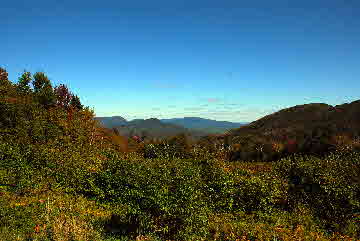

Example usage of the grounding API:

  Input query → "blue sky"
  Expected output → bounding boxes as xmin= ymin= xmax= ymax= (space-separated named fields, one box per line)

xmin=2 ymin=0 xmax=359 ymax=122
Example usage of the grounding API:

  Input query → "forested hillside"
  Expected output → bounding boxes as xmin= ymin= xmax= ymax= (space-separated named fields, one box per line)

xmin=95 ymin=116 xmax=128 ymax=129
xmin=108 ymin=118 xmax=207 ymax=141
xmin=0 ymin=68 xmax=359 ymax=240
xmin=212 ymin=101 xmax=360 ymax=163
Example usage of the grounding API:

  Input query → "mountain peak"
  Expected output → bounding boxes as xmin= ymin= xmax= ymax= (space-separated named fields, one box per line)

xmin=229 ymin=99 xmax=360 ymax=136
xmin=110 ymin=116 xmax=128 ymax=121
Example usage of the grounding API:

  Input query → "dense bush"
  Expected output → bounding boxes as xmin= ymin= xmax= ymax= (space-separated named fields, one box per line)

xmin=0 ymin=195 xmax=38 ymax=239
xmin=272 ymin=151 xmax=360 ymax=237
xmin=139 ymin=134 xmax=194 ymax=160
xmin=199 ymin=160 xmax=235 ymax=212
xmin=93 ymin=157 xmax=210 ymax=239
xmin=231 ymin=175 xmax=276 ymax=213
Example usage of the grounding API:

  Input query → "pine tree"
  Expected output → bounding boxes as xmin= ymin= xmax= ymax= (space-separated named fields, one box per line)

xmin=70 ymin=94 xmax=83 ymax=110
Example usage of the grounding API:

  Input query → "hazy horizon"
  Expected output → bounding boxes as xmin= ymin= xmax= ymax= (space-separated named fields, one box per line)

xmin=96 ymin=115 xmax=250 ymax=123
xmin=2 ymin=0 xmax=359 ymax=122
xmin=95 ymin=98 xmax=359 ymax=123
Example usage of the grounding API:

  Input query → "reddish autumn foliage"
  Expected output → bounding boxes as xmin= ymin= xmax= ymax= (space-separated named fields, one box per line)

xmin=54 ymin=84 xmax=73 ymax=108
xmin=0 ymin=67 xmax=9 ymax=83
xmin=286 ymin=139 xmax=297 ymax=153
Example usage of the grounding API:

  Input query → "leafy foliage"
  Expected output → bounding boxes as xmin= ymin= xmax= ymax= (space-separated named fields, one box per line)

xmin=16 ymin=70 xmax=32 ymax=94
xmin=0 ymin=67 xmax=10 ymax=86
xmin=54 ymin=84 xmax=72 ymax=108
xmin=273 ymin=152 xmax=360 ymax=236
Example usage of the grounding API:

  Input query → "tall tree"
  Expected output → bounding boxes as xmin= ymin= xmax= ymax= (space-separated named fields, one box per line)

xmin=70 ymin=94 xmax=83 ymax=110
xmin=32 ymin=72 xmax=52 ymax=93
xmin=54 ymin=84 xmax=72 ymax=108
xmin=38 ymin=85 xmax=56 ymax=108
xmin=0 ymin=67 xmax=13 ymax=96
xmin=0 ymin=67 xmax=11 ymax=87
xmin=17 ymin=70 xmax=32 ymax=93
xmin=32 ymin=72 xmax=56 ymax=107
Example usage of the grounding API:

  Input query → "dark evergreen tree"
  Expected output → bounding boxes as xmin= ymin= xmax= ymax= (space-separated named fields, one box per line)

xmin=70 ymin=94 xmax=83 ymax=110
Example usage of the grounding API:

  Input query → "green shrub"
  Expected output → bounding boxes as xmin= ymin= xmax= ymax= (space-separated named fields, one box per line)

xmin=94 ymin=157 xmax=210 ymax=239
xmin=200 ymin=160 xmax=235 ymax=212
xmin=142 ymin=135 xmax=193 ymax=160
xmin=0 ymin=197 xmax=38 ymax=240
xmin=0 ymin=142 xmax=35 ymax=192
xmin=272 ymin=151 xmax=360 ymax=237
xmin=231 ymin=175 xmax=275 ymax=213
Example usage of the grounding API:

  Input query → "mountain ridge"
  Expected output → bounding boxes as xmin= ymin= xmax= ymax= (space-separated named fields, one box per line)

xmin=95 ymin=116 xmax=248 ymax=136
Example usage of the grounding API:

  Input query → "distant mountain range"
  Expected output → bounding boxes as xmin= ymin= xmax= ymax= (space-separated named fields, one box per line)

xmin=161 ymin=117 xmax=248 ymax=134
xmin=95 ymin=116 xmax=128 ymax=129
xmin=96 ymin=100 xmax=360 ymax=147
xmin=94 ymin=116 xmax=248 ymax=140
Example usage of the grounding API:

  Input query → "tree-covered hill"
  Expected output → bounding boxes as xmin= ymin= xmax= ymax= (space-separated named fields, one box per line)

xmin=229 ymin=101 xmax=360 ymax=137
xmin=94 ymin=116 xmax=128 ymax=129
xmin=213 ymin=101 xmax=360 ymax=162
